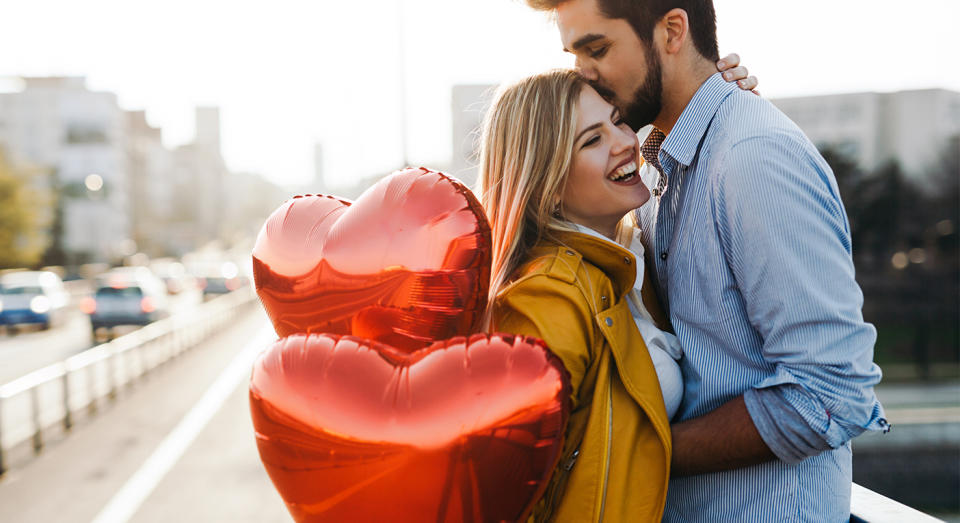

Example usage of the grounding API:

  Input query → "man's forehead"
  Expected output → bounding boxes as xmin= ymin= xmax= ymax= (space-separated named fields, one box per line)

xmin=556 ymin=0 xmax=612 ymax=51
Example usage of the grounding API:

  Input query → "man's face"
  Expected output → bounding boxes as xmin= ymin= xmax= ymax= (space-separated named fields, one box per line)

xmin=557 ymin=0 xmax=664 ymax=130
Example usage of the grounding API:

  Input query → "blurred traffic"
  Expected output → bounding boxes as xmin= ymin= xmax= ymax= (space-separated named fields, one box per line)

xmin=0 ymin=249 xmax=253 ymax=384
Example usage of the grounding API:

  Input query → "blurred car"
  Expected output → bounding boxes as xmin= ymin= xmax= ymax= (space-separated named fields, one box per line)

xmin=0 ymin=271 xmax=71 ymax=331
xmin=196 ymin=262 xmax=250 ymax=299
xmin=81 ymin=267 xmax=170 ymax=336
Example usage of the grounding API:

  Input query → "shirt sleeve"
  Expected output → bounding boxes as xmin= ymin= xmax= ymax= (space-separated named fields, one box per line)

xmin=713 ymin=132 xmax=889 ymax=463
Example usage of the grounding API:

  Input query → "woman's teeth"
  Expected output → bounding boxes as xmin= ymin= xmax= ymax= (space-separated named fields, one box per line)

xmin=609 ymin=161 xmax=638 ymax=182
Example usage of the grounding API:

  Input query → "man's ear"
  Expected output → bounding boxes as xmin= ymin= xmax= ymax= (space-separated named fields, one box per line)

xmin=660 ymin=8 xmax=689 ymax=55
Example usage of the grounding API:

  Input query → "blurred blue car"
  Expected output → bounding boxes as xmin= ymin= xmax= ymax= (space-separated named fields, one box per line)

xmin=0 ymin=271 xmax=70 ymax=331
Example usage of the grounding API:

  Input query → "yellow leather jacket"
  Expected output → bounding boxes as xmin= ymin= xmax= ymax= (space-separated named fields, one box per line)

xmin=492 ymin=230 xmax=671 ymax=522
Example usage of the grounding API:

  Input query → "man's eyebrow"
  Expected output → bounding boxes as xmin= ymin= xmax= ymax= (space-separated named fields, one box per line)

xmin=575 ymin=122 xmax=602 ymax=144
xmin=564 ymin=33 xmax=605 ymax=53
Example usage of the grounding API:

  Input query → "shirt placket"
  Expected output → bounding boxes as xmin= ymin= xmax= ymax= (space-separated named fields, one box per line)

xmin=653 ymin=155 xmax=680 ymax=314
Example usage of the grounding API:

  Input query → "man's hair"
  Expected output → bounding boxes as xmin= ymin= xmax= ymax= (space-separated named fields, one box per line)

xmin=528 ymin=0 xmax=719 ymax=62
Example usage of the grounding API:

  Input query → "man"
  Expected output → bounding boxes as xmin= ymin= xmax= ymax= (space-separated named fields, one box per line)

xmin=525 ymin=0 xmax=888 ymax=520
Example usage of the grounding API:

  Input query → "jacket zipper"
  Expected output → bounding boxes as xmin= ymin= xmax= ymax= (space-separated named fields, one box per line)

xmin=564 ymin=449 xmax=580 ymax=471
xmin=596 ymin=379 xmax=613 ymax=522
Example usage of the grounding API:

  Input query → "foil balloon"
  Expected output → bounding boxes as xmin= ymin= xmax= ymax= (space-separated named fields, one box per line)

xmin=252 ymin=167 xmax=491 ymax=353
xmin=250 ymin=332 xmax=570 ymax=523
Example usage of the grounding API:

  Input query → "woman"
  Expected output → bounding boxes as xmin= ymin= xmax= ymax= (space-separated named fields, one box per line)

xmin=477 ymin=61 xmax=753 ymax=521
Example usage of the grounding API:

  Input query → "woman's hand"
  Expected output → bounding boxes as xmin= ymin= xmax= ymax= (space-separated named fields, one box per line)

xmin=717 ymin=53 xmax=759 ymax=95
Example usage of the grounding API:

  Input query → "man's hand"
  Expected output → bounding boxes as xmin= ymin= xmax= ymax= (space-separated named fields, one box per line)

xmin=670 ymin=395 xmax=775 ymax=477
xmin=717 ymin=53 xmax=759 ymax=94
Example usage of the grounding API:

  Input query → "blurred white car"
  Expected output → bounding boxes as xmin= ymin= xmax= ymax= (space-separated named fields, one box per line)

xmin=0 ymin=271 xmax=71 ymax=331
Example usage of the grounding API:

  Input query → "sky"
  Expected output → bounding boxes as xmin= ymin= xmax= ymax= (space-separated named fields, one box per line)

xmin=1 ymin=0 xmax=958 ymax=190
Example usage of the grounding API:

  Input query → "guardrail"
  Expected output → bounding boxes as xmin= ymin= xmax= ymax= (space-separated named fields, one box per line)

xmin=851 ymin=483 xmax=946 ymax=522
xmin=0 ymin=286 xmax=258 ymax=474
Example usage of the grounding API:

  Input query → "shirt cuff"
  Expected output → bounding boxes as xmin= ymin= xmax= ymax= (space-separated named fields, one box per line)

xmin=744 ymin=387 xmax=834 ymax=464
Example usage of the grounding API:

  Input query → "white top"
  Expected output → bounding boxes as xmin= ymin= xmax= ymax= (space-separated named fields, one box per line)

xmin=573 ymin=224 xmax=684 ymax=420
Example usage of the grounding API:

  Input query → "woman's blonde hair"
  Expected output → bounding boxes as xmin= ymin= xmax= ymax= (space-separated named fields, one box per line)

xmin=477 ymin=69 xmax=585 ymax=323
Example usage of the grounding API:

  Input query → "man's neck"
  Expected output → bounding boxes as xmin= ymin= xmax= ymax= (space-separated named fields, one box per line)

xmin=652 ymin=59 xmax=717 ymax=136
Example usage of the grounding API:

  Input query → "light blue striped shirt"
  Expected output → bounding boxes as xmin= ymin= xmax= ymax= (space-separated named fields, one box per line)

xmin=635 ymin=73 xmax=888 ymax=522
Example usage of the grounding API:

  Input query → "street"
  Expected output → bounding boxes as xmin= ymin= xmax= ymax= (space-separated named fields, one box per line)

xmin=0 ymin=306 xmax=289 ymax=523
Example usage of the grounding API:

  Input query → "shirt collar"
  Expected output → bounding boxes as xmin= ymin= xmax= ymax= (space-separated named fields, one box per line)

xmin=572 ymin=223 xmax=646 ymax=293
xmin=660 ymin=72 xmax=739 ymax=168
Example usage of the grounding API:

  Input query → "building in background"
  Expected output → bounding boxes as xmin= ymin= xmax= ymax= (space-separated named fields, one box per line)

xmin=771 ymin=88 xmax=960 ymax=181
xmin=126 ymin=110 xmax=175 ymax=257
xmin=0 ymin=77 xmax=128 ymax=264
xmin=0 ymin=79 xmax=282 ymax=267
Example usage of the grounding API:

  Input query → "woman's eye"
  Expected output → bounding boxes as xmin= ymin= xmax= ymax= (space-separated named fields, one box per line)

xmin=582 ymin=135 xmax=600 ymax=148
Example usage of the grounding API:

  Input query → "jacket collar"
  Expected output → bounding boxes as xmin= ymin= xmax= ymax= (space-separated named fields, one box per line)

xmin=530 ymin=229 xmax=637 ymax=299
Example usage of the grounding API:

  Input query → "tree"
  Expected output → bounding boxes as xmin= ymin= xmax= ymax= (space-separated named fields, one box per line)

xmin=0 ymin=150 xmax=49 ymax=269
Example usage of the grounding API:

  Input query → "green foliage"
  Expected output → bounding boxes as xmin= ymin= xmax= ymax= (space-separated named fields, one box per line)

xmin=0 ymin=151 xmax=50 ymax=269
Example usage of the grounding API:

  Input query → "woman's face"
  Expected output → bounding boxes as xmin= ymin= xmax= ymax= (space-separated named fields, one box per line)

xmin=560 ymin=85 xmax=649 ymax=237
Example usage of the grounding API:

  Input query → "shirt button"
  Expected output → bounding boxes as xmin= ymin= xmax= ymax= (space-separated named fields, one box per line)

xmin=605 ymin=317 xmax=613 ymax=326
xmin=660 ymin=252 xmax=668 ymax=261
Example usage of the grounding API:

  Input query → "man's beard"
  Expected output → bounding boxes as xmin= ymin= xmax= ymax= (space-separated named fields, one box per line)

xmin=591 ymin=46 xmax=663 ymax=132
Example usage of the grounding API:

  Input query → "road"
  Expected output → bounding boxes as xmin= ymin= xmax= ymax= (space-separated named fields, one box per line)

xmin=0 ymin=306 xmax=289 ymax=523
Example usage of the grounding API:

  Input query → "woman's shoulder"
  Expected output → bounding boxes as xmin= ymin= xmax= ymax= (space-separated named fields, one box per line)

xmin=499 ymin=241 xmax=611 ymax=302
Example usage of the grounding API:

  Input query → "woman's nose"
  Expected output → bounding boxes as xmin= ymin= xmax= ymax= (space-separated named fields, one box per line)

xmin=612 ymin=127 xmax=635 ymax=154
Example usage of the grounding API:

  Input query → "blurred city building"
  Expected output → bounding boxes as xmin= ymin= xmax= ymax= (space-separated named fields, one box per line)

xmin=126 ymin=110 xmax=175 ymax=257
xmin=0 ymin=78 xmax=284 ymax=267
xmin=771 ymin=88 xmax=960 ymax=183
xmin=222 ymin=170 xmax=289 ymax=243
xmin=168 ymin=107 xmax=229 ymax=253
xmin=0 ymin=77 xmax=128 ymax=264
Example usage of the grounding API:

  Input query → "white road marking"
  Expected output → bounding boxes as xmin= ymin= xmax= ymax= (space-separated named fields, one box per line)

xmin=90 ymin=324 xmax=273 ymax=523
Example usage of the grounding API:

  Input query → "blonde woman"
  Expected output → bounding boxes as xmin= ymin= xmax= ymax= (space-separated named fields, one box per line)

xmin=478 ymin=63 xmax=753 ymax=521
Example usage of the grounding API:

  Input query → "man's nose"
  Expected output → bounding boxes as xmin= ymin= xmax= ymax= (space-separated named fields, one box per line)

xmin=575 ymin=57 xmax=598 ymax=82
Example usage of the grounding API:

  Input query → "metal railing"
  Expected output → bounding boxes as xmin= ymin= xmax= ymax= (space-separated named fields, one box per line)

xmin=851 ymin=483 xmax=946 ymax=522
xmin=0 ymin=286 xmax=257 ymax=474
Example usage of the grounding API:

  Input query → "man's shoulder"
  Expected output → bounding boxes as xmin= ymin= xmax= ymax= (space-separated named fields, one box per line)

xmin=702 ymin=90 xmax=828 ymax=176
xmin=709 ymin=90 xmax=809 ymax=149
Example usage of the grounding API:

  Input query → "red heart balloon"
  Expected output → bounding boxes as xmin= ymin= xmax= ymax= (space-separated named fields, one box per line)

xmin=252 ymin=167 xmax=491 ymax=353
xmin=250 ymin=332 xmax=569 ymax=523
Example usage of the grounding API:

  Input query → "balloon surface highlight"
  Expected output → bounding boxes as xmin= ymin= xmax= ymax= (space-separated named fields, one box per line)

xmin=252 ymin=167 xmax=491 ymax=353
xmin=250 ymin=332 xmax=569 ymax=523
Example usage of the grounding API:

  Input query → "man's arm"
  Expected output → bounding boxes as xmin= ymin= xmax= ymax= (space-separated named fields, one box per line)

xmin=671 ymin=131 xmax=886 ymax=476
xmin=671 ymin=395 xmax=774 ymax=476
